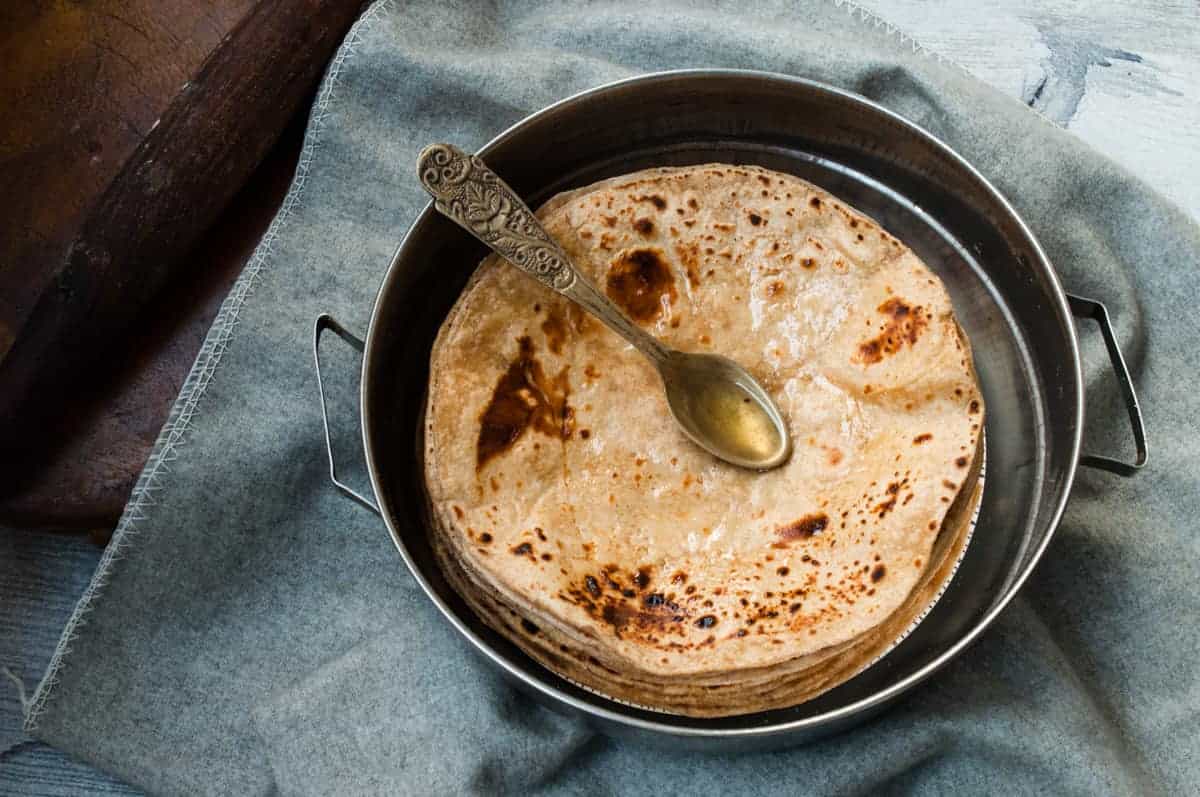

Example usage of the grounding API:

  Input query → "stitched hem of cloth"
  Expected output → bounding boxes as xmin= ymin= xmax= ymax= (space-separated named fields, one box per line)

xmin=830 ymin=0 xmax=957 ymax=64
xmin=23 ymin=0 xmax=398 ymax=734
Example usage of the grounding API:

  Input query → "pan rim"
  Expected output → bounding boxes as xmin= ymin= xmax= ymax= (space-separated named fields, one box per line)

xmin=361 ymin=68 xmax=1084 ymax=739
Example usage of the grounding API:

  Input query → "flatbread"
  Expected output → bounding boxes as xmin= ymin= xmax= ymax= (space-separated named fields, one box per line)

xmin=423 ymin=164 xmax=985 ymax=716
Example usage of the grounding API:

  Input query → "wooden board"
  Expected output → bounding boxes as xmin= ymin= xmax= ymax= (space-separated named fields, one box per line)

xmin=0 ymin=0 xmax=365 ymax=507
xmin=0 ymin=118 xmax=305 ymax=531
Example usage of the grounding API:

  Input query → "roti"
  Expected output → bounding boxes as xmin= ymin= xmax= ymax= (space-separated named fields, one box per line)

xmin=422 ymin=164 xmax=985 ymax=715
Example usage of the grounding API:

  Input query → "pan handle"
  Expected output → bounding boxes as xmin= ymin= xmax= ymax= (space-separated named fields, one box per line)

xmin=313 ymin=313 xmax=381 ymax=514
xmin=1068 ymin=294 xmax=1148 ymax=476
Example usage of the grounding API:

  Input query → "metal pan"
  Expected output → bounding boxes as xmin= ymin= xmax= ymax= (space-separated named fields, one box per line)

xmin=313 ymin=70 xmax=1146 ymax=751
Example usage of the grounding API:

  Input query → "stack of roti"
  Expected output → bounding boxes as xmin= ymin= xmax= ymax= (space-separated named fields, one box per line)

xmin=423 ymin=164 xmax=984 ymax=717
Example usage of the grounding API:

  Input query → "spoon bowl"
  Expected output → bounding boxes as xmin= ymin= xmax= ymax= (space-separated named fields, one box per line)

xmin=417 ymin=142 xmax=793 ymax=471
xmin=660 ymin=351 xmax=792 ymax=470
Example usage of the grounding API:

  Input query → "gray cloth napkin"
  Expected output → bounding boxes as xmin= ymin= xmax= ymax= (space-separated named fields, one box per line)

xmin=25 ymin=1 xmax=1200 ymax=794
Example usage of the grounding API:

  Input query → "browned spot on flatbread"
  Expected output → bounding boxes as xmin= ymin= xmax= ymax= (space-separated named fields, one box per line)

xmin=476 ymin=337 xmax=572 ymax=469
xmin=540 ymin=306 xmax=567 ymax=354
xmin=606 ymin=248 xmax=676 ymax=322
xmin=872 ymin=477 xmax=909 ymax=519
xmin=640 ymin=194 xmax=667 ymax=210
xmin=674 ymin=242 xmax=702 ymax=287
xmin=913 ymin=433 xmax=932 ymax=444
xmin=633 ymin=217 xmax=655 ymax=236
xmin=772 ymin=513 xmax=829 ymax=547
xmin=600 ymin=602 xmax=632 ymax=634
xmin=855 ymin=298 xmax=929 ymax=365
xmin=597 ymin=592 xmax=687 ymax=639
xmin=873 ymin=496 xmax=896 ymax=518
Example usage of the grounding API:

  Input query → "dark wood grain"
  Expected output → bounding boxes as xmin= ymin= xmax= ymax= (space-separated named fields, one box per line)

xmin=0 ymin=118 xmax=306 ymax=532
xmin=0 ymin=0 xmax=364 ymax=503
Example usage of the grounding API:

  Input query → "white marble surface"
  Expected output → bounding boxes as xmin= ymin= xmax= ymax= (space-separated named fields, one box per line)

xmin=854 ymin=0 xmax=1200 ymax=218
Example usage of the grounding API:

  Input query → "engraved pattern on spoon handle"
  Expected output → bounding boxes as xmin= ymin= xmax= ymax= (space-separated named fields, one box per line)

xmin=416 ymin=143 xmax=576 ymax=292
xmin=417 ymin=143 xmax=670 ymax=364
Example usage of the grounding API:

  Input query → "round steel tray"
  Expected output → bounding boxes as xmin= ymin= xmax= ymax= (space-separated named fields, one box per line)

xmin=315 ymin=69 xmax=1145 ymax=751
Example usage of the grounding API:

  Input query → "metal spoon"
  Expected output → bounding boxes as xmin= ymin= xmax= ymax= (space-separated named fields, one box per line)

xmin=417 ymin=143 xmax=792 ymax=471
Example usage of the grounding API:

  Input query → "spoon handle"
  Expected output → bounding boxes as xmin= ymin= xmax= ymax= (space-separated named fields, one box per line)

xmin=417 ymin=143 xmax=669 ymax=364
